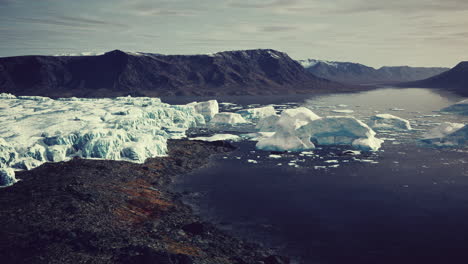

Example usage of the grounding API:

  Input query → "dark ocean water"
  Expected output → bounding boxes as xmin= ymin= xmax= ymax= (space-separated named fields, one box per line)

xmin=171 ymin=88 xmax=468 ymax=264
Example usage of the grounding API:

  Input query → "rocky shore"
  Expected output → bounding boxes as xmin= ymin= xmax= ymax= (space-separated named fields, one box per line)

xmin=0 ymin=140 xmax=289 ymax=264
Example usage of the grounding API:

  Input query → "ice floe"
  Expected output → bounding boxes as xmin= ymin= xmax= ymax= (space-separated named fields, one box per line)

xmin=299 ymin=116 xmax=383 ymax=151
xmin=210 ymin=112 xmax=249 ymax=126
xmin=369 ymin=114 xmax=412 ymax=131
xmin=420 ymin=122 xmax=467 ymax=147
xmin=236 ymin=106 xmax=277 ymax=121
xmin=256 ymin=107 xmax=321 ymax=151
xmin=441 ymin=99 xmax=468 ymax=116
xmin=190 ymin=134 xmax=241 ymax=142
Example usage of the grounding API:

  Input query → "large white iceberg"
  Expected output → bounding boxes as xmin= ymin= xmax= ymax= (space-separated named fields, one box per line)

xmin=0 ymin=94 xmax=207 ymax=185
xmin=256 ymin=107 xmax=383 ymax=152
xmin=210 ymin=112 xmax=249 ymax=125
xmin=421 ymin=122 xmax=467 ymax=147
xmin=299 ymin=116 xmax=383 ymax=151
xmin=236 ymin=106 xmax=277 ymax=121
xmin=368 ymin=114 xmax=412 ymax=131
xmin=441 ymin=99 xmax=468 ymax=115
xmin=256 ymin=107 xmax=321 ymax=151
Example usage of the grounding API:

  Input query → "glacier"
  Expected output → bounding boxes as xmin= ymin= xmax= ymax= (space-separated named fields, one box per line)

xmin=368 ymin=114 xmax=412 ymax=131
xmin=0 ymin=94 xmax=214 ymax=185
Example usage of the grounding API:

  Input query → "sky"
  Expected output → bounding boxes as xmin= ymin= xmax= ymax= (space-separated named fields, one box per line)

xmin=1 ymin=0 xmax=467 ymax=68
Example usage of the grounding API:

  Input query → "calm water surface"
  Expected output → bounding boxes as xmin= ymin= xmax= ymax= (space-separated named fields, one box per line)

xmin=172 ymin=88 xmax=468 ymax=264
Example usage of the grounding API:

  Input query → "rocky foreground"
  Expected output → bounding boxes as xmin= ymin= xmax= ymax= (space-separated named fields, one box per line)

xmin=0 ymin=140 xmax=289 ymax=264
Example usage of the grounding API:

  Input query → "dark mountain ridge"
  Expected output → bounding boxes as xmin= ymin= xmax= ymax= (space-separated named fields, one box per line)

xmin=399 ymin=61 xmax=468 ymax=96
xmin=298 ymin=59 xmax=449 ymax=85
xmin=0 ymin=49 xmax=353 ymax=97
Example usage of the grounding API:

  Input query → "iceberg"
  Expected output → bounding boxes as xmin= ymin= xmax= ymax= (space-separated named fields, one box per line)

xmin=256 ymin=110 xmax=383 ymax=152
xmin=256 ymin=115 xmax=280 ymax=132
xmin=299 ymin=116 xmax=383 ymax=151
xmin=256 ymin=107 xmax=320 ymax=152
xmin=236 ymin=106 xmax=277 ymax=121
xmin=210 ymin=112 xmax=249 ymax=125
xmin=187 ymin=100 xmax=219 ymax=121
xmin=369 ymin=114 xmax=412 ymax=131
xmin=441 ymin=99 xmax=468 ymax=115
xmin=420 ymin=122 xmax=467 ymax=147
xmin=190 ymin=134 xmax=241 ymax=142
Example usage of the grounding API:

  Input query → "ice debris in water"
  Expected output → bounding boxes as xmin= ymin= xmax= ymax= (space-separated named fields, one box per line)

xmin=0 ymin=94 xmax=216 ymax=185
xmin=441 ymin=99 xmax=468 ymax=116
xmin=420 ymin=122 xmax=467 ymax=147
xmin=332 ymin=109 xmax=354 ymax=114
xmin=256 ymin=107 xmax=383 ymax=152
xmin=256 ymin=107 xmax=321 ymax=151
xmin=190 ymin=134 xmax=241 ymax=142
xmin=187 ymin=100 xmax=219 ymax=121
xmin=368 ymin=114 xmax=412 ymax=131
xmin=236 ymin=106 xmax=277 ymax=121
xmin=210 ymin=112 xmax=249 ymax=125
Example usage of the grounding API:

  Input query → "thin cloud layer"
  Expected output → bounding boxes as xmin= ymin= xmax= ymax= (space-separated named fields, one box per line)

xmin=0 ymin=0 xmax=467 ymax=67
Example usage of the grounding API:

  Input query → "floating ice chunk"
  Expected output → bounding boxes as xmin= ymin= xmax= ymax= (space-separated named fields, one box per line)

xmin=441 ymin=99 xmax=468 ymax=115
xmin=190 ymin=134 xmax=241 ymax=142
xmin=421 ymin=122 xmax=467 ymax=147
xmin=299 ymin=116 xmax=383 ymax=151
xmin=332 ymin=109 xmax=354 ymax=114
xmin=187 ymin=100 xmax=219 ymax=121
xmin=247 ymin=159 xmax=258 ymax=164
xmin=324 ymin=160 xmax=339 ymax=163
xmin=256 ymin=107 xmax=320 ymax=151
xmin=241 ymin=132 xmax=275 ymax=141
xmin=0 ymin=168 xmax=16 ymax=186
xmin=256 ymin=115 xmax=280 ymax=132
xmin=352 ymin=137 xmax=384 ymax=151
xmin=210 ymin=112 xmax=248 ymax=125
xmin=390 ymin=108 xmax=405 ymax=111
xmin=236 ymin=106 xmax=277 ymax=121
xmin=268 ymin=154 xmax=282 ymax=159
xmin=341 ymin=150 xmax=361 ymax=156
xmin=369 ymin=114 xmax=412 ymax=131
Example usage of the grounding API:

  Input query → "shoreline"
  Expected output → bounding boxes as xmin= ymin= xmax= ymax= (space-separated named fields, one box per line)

xmin=0 ymin=139 xmax=289 ymax=264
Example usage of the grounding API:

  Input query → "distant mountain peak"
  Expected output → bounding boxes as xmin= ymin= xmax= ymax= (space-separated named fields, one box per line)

xmin=298 ymin=58 xmax=449 ymax=85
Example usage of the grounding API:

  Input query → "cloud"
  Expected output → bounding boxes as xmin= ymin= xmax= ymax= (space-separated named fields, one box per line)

xmin=229 ymin=0 xmax=299 ymax=9
xmin=261 ymin=25 xmax=298 ymax=32
xmin=336 ymin=0 xmax=468 ymax=14
xmin=12 ymin=16 xmax=127 ymax=30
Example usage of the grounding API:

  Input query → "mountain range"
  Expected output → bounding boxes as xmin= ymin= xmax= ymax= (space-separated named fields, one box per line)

xmin=0 ymin=49 xmax=353 ymax=98
xmin=399 ymin=61 xmax=468 ymax=96
xmin=298 ymin=59 xmax=449 ymax=85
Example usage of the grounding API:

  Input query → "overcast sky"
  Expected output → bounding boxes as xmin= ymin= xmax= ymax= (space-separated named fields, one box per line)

xmin=1 ymin=0 xmax=467 ymax=68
